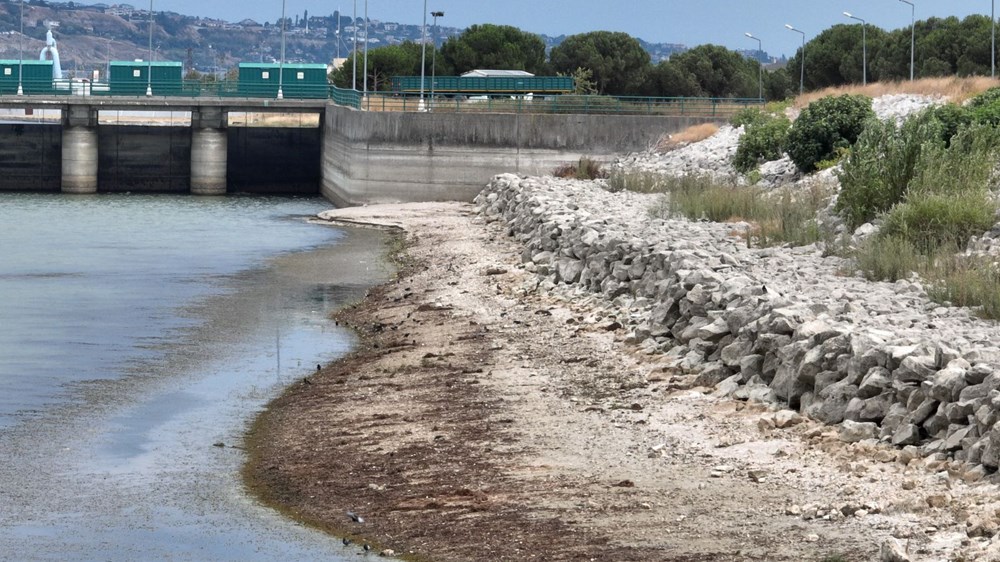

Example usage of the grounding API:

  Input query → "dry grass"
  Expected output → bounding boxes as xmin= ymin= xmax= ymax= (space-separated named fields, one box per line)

xmin=795 ymin=76 xmax=999 ymax=107
xmin=654 ymin=123 xmax=720 ymax=152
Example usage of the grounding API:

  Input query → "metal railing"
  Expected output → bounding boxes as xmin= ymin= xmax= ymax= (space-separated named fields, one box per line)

xmin=0 ymin=79 xmax=760 ymax=117
xmin=359 ymin=93 xmax=763 ymax=117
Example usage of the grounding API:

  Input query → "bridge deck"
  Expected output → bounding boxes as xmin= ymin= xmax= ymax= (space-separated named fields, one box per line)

xmin=0 ymin=96 xmax=330 ymax=113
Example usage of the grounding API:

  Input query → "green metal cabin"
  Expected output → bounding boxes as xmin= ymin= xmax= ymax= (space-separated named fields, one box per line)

xmin=390 ymin=75 xmax=575 ymax=95
xmin=0 ymin=60 xmax=55 ymax=95
xmin=237 ymin=63 xmax=329 ymax=99
xmin=109 ymin=61 xmax=183 ymax=96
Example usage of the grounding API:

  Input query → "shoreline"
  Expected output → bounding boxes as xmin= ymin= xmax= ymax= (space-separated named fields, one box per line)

xmin=243 ymin=201 xmax=984 ymax=561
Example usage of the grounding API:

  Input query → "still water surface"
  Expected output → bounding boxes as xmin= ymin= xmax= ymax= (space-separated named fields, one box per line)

xmin=0 ymin=193 xmax=389 ymax=560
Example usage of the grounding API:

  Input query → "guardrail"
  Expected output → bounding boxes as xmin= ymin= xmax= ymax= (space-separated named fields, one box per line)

xmin=0 ymin=79 xmax=761 ymax=117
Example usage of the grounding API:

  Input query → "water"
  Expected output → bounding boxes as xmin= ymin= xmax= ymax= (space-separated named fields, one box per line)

xmin=0 ymin=193 xmax=391 ymax=560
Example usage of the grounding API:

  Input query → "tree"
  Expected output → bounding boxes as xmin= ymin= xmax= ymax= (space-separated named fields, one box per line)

xmin=549 ymin=31 xmax=650 ymax=95
xmin=640 ymin=60 xmax=700 ymax=97
xmin=329 ymin=42 xmax=428 ymax=91
xmin=668 ymin=44 xmax=758 ymax=98
xmin=787 ymin=23 xmax=888 ymax=90
xmin=438 ymin=24 xmax=546 ymax=75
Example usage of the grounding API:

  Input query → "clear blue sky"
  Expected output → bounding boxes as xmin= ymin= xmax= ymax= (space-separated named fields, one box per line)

xmin=87 ymin=1 xmax=994 ymax=57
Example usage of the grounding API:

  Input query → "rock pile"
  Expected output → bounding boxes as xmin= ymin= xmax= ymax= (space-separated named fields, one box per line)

xmin=476 ymin=173 xmax=1000 ymax=482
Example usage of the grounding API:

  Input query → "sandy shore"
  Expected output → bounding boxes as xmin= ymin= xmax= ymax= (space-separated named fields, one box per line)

xmin=244 ymin=202 xmax=992 ymax=561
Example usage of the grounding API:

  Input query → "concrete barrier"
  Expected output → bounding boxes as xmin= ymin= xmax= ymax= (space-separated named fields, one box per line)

xmin=321 ymin=103 xmax=727 ymax=207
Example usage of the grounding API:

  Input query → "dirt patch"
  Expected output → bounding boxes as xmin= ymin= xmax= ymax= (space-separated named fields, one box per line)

xmin=245 ymin=202 xmax=985 ymax=562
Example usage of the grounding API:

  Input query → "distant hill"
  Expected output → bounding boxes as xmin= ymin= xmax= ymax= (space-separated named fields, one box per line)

xmin=0 ymin=0 xmax=768 ymax=79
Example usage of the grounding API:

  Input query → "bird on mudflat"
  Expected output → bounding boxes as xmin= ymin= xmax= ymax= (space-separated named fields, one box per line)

xmin=347 ymin=510 xmax=365 ymax=523
xmin=342 ymin=537 xmax=352 ymax=547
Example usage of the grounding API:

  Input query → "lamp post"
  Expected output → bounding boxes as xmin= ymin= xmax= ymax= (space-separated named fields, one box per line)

xmin=430 ymin=10 xmax=443 ymax=110
xmin=899 ymin=0 xmax=914 ymax=81
xmin=785 ymin=24 xmax=805 ymax=96
xmin=278 ymin=0 xmax=285 ymax=99
xmin=993 ymin=0 xmax=996 ymax=79
xmin=362 ymin=0 xmax=368 ymax=96
xmin=146 ymin=0 xmax=153 ymax=97
xmin=744 ymin=32 xmax=762 ymax=100
xmin=419 ymin=0 xmax=428 ymax=108
xmin=352 ymin=0 xmax=357 ymax=90
xmin=843 ymin=12 xmax=867 ymax=86
xmin=17 ymin=0 xmax=23 ymax=96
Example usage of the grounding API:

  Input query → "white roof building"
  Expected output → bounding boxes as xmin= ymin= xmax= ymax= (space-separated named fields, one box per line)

xmin=460 ymin=69 xmax=534 ymax=78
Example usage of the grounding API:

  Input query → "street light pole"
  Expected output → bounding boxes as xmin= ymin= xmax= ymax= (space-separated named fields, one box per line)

xmin=362 ymin=0 xmax=368 ymax=95
xmin=899 ymin=0 xmax=915 ymax=81
xmin=278 ymin=0 xmax=285 ymax=99
xmin=745 ymin=32 xmax=763 ymax=101
xmin=785 ymin=24 xmax=805 ymax=96
xmin=146 ymin=0 xmax=153 ymax=96
xmin=843 ymin=12 xmax=867 ymax=86
xmin=352 ymin=0 xmax=357 ymax=90
xmin=419 ymin=0 xmax=428 ymax=108
xmin=993 ymin=0 xmax=996 ymax=79
xmin=430 ymin=11 xmax=443 ymax=110
xmin=17 ymin=0 xmax=23 ymax=96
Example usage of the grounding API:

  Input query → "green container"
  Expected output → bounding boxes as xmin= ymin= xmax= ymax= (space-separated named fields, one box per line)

xmin=238 ymin=63 xmax=329 ymax=99
xmin=109 ymin=61 xmax=183 ymax=96
xmin=0 ymin=60 xmax=54 ymax=95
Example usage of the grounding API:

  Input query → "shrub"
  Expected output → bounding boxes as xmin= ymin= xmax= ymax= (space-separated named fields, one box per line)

xmin=835 ymin=112 xmax=941 ymax=229
xmin=730 ymin=108 xmax=766 ymax=128
xmin=853 ymin=235 xmax=922 ymax=282
xmin=929 ymin=103 xmax=973 ymax=145
xmin=926 ymin=255 xmax=1000 ymax=320
xmin=553 ymin=157 xmax=606 ymax=180
xmin=785 ymin=94 xmax=874 ymax=173
xmin=880 ymin=190 xmax=996 ymax=254
xmin=733 ymin=113 xmax=791 ymax=173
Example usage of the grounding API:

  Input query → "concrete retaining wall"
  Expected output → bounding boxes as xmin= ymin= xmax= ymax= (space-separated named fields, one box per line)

xmin=321 ymin=104 xmax=725 ymax=206
xmin=0 ymin=124 xmax=61 ymax=192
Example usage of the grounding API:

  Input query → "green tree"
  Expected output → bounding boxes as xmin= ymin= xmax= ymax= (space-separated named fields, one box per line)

xmin=330 ymin=42 xmax=427 ymax=90
xmin=668 ymin=44 xmax=758 ymax=98
xmin=640 ymin=60 xmax=700 ymax=97
xmin=438 ymin=24 xmax=546 ymax=75
xmin=787 ymin=23 xmax=888 ymax=89
xmin=549 ymin=31 xmax=650 ymax=95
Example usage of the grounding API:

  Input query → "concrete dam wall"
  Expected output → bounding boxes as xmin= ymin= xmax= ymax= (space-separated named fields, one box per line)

xmin=320 ymin=104 xmax=725 ymax=207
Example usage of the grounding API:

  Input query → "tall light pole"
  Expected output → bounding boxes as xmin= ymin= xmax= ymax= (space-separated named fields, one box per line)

xmin=745 ymin=32 xmax=763 ymax=100
xmin=786 ymin=24 xmax=805 ymax=96
xmin=430 ymin=11 xmax=443 ymax=109
xmin=17 ymin=0 xmax=23 ymax=96
xmin=843 ymin=12 xmax=867 ymax=86
xmin=352 ymin=0 xmax=357 ymax=89
xmin=278 ymin=0 xmax=286 ymax=99
xmin=419 ymin=0 xmax=428 ymax=107
xmin=899 ymin=0 xmax=915 ymax=81
xmin=146 ymin=0 xmax=153 ymax=96
xmin=993 ymin=0 xmax=997 ymax=79
xmin=362 ymin=0 xmax=368 ymax=95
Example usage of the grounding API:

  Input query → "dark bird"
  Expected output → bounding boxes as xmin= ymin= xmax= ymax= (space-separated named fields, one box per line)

xmin=363 ymin=544 xmax=371 ymax=552
xmin=347 ymin=510 xmax=364 ymax=523
xmin=342 ymin=537 xmax=351 ymax=547
xmin=317 ymin=364 xmax=322 ymax=371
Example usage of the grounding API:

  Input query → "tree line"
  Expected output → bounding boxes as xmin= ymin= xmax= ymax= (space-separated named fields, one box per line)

xmin=331 ymin=14 xmax=1000 ymax=99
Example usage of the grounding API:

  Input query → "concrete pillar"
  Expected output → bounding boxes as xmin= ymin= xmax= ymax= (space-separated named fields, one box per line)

xmin=190 ymin=127 xmax=227 ymax=195
xmin=61 ymin=125 xmax=98 ymax=194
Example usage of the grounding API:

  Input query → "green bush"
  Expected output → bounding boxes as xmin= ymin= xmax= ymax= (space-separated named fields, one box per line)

xmin=853 ymin=235 xmax=922 ymax=282
xmin=730 ymin=108 xmax=767 ymax=128
xmin=926 ymin=255 xmax=1000 ymax=320
xmin=785 ymin=94 xmax=874 ymax=173
xmin=880 ymin=190 xmax=996 ymax=254
xmin=929 ymin=103 xmax=973 ymax=145
xmin=553 ymin=157 xmax=606 ymax=180
xmin=835 ymin=112 xmax=942 ymax=229
xmin=733 ymin=113 xmax=791 ymax=173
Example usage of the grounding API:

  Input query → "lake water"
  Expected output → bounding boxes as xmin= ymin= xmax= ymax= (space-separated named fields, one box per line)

xmin=0 ymin=193 xmax=390 ymax=560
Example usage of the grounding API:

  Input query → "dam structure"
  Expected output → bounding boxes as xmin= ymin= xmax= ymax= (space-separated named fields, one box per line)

xmin=0 ymin=95 xmax=734 ymax=203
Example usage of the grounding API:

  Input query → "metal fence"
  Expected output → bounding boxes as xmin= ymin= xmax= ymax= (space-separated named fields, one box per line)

xmin=0 ymin=79 xmax=762 ymax=117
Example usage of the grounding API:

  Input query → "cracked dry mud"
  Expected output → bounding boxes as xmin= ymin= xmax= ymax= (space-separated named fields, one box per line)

xmin=244 ymin=202 xmax=991 ymax=562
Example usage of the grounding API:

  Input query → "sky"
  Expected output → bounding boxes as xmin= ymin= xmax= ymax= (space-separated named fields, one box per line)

xmin=78 ymin=1 xmax=996 ymax=57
